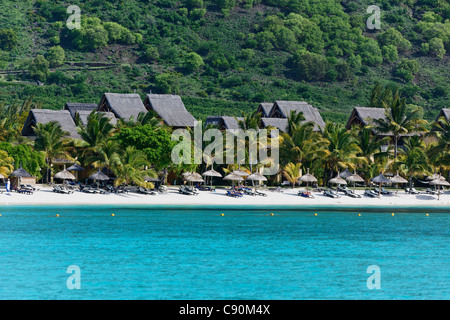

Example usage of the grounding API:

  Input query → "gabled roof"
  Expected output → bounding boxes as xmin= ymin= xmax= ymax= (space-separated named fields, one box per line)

xmin=261 ymin=118 xmax=288 ymax=132
xmin=269 ymin=101 xmax=325 ymax=131
xmin=346 ymin=107 xmax=386 ymax=129
xmin=75 ymin=110 xmax=117 ymax=127
xmin=98 ymin=93 xmax=147 ymax=121
xmin=436 ymin=108 xmax=450 ymax=122
xmin=144 ymin=94 xmax=197 ymax=128
xmin=21 ymin=109 xmax=80 ymax=139
xmin=256 ymin=103 xmax=274 ymax=118
xmin=64 ymin=102 xmax=98 ymax=119
xmin=205 ymin=116 xmax=243 ymax=131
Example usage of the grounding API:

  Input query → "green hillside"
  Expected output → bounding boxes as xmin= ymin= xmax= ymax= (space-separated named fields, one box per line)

xmin=0 ymin=0 xmax=448 ymax=123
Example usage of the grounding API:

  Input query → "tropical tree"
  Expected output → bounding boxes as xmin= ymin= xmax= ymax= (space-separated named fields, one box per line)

xmin=393 ymin=136 xmax=430 ymax=189
xmin=426 ymin=116 xmax=450 ymax=175
xmin=282 ymin=162 xmax=302 ymax=188
xmin=0 ymin=98 xmax=35 ymax=144
xmin=85 ymin=139 xmax=121 ymax=173
xmin=33 ymin=121 xmax=71 ymax=183
xmin=0 ymin=149 xmax=14 ymax=178
xmin=112 ymin=146 xmax=152 ymax=186
xmin=322 ymin=122 xmax=367 ymax=182
xmin=373 ymin=90 xmax=428 ymax=158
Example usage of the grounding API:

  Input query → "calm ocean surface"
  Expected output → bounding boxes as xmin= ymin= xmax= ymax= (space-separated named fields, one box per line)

xmin=0 ymin=205 xmax=448 ymax=300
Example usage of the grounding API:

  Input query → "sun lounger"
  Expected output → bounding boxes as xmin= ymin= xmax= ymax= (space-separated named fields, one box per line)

xmin=298 ymin=190 xmax=314 ymax=198
xmin=426 ymin=188 xmax=437 ymax=195
xmin=16 ymin=187 xmax=33 ymax=195
xmin=364 ymin=189 xmax=379 ymax=198
xmin=138 ymin=187 xmax=156 ymax=195
xmin=226 ymin=190 xmax=243 ymax=198
xmin=268 ymin=187 xmax=283 ymax=193
xmin=178 ymin=185 xmax=198 ymax=196
xmin=343 ymin=189 xmax=361 ymax=198
xmin=373 ymin=187 xmax=392 ymax=195
xmin=255 ymin=190 xmax=267 ymax=197
xmin=323 ymin=189 xmax=340 ymax=198
xmin=405 ymin=187 xmax=421 ymax=194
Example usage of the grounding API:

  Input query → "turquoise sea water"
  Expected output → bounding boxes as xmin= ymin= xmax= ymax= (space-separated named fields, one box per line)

xmin=0 ymin=205 xmax=448 ymax=300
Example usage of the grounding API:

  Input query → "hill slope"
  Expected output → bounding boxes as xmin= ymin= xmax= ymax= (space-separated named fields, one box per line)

xmin=0 ymin=0 xmax=448 ymax=123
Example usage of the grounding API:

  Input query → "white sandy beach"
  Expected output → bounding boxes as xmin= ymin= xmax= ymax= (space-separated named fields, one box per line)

xmin=0 ymin=186 xmax=449 ymax=209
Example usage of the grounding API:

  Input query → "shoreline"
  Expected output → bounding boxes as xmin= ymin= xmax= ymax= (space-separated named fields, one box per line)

xmin=1 ymin=186 xmax=449 ymax=211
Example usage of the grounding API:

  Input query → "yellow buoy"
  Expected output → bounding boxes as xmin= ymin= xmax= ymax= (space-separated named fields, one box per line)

xmin=314 ymin=213 xmax=318 ymax=216
xmin=391 ymin=213 xmax=395 ymax=216
xmin=111 ymin=213 xmax=115 ymax=217
xmin=56 ymin=214 xmax=60 ymax=217
xmin=426 ymin=213 xmax=429 ymax=216
xmin=270 ymin=213 xmax=274 ymax=216
xmin=358 ymin=214 xmax=361 ymax=217
xmin=221 ymin=213 xmax=224 ymax=216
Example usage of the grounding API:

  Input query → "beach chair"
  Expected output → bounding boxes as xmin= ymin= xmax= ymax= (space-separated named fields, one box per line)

xmin=343 ymin=189 xmax=361 ymax=198
xmin=226 ymin=190 xmax=242 ymax=198
xmin=298 ymin=190 xmax=314 ymax=198
xmin=255 ymin=190 xmax=267 ymax=197
xmin=373 ymin=187 xmax=392 ymax=195
xmin=426 ymin=188 xmax=437 ymax=195
xmin=364 ymin=189 xmax=378 ymax=198
xmin=405 ymin=187 xmax=421 ymax=194
xmin=323 ymin=189 xmax=339 ymax=198
xmin=138 ymin=187 xmax=156 ymax=195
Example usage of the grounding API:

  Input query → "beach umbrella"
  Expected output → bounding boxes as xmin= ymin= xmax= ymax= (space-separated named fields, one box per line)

xmin=182 ymin=172 xmax=202 ymax=179
xmin=389 ymin=171 xmax=408 ymax=196
xmin=10 ymin=166 xmax=32 ymax=188
xmin=299 ymin=168 xmax=317 ymax=192
xmin=232 ymin=169 xmax=249 ymax=177
xmin=89 ymin=169 xmax=110 ymax=190
xmin=246 ymin=172 xmax=267 ymax=194
xmin=202 ymin=168 xmax=222 ymax=187
xmin=223 ymin=173 xmax=244 ymax=188
xmin=371 ymin=173 xmax=391 ymax=197
xmin=67 ymin=163 xmax=84 ymax=172
xmin=329 ymin=174 xmax=347 ymax=186
xmin=339 ymin=168 xmax=353 ymax=179
xmin=429 ymin=179 xmax=450 ymax=200
xmin=54 ymin=166 xmax=76 ymax=186
xmin=346 ymin=171 xmax=364 ymax=193
xmin=184 ymin=173 xmax=204 ymax=189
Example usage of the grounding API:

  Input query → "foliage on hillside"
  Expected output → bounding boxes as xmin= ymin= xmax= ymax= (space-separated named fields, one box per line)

xmin=0 ymin=0 xmax=448 ymax=122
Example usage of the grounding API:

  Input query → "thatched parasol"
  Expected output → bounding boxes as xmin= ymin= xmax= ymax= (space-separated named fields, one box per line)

xmin=389 ymin=171 xmax=408 ymax=196
xmin=339 ymin=168 xmax=353 ymax=179
xmin=54 ymin=166 xmax=76 ymax=185
xmin=202 ymin=168 xmax=222 ymax=187
xmin=329 ymin=174 xmax=347 ymax=186
xmin=429 ymin=179 xmax=450 ymax=200
xmin=299 ymin=168 xmax=317 ymax=192
xmin=232 ymin=169 xmax=249 ymax=176
xmin=223 ymin=173 xmax=244 ymax=188
xmin=89 ymin=169 xmax=110 ymax=189
xmin=371 ymin=173 xmax=391 ymax=197
xmin=246 ymin=172 xmax=267 ymax=194
xmin=10 ymin=166 xmax=32 ymax=188
xmin=67 ymin=163 xmax=84 ymax=172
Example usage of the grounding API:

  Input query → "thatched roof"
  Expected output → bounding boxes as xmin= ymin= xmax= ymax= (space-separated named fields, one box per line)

xmin=21 ymin=109 xmax=80 ymax=139
xmin=261 ymin=118 xmax=288 ymax=132
xmin=144 ymin=94 xmax=196 ymax=128
xmin=75 ymin=110 xmax=117 ymax=127
xmin=346 ymin=107 xmax=386 ymax=129
xmin=205 ymin=116 xmax=244 ymax=131
xmin=256 ymin=103 xmax=274 ymax=118
xmin=98 ymin=93 xmax=147 ymax=121
xmin=64 ymin=102 xmax=98 ymax=118
xmin=269 ymin=101 xmax=325 ymax=131
xmin=436 ymin=108 xmax=450 ymax=122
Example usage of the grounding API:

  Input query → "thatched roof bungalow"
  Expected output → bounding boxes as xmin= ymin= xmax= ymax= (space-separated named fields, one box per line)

xmin=97 ymin=93 xmax=147 ymax=121
xmin=268 ymin=101 xmax=325 ymax=131
xmin=74 ymin=110 xmax=118 ymax=127
xmin=436 ymin=108 xmax=449 ymax=123
xmin=64 ymin=102 xmax=98 ymax=119
xmin=21 ymin=109 xmax=80 ymax=140
xmin=143 ymin=94 xmax=197 ymax=128
xmin=205 ymin=116 xmax=244 ymax=131
xmin=345 ymin=107 xmax=386 ymax=130
xmin=261 ymin=118 xmax=288 ymax=132
xmin=256 ymin=103 xmax=274 ymax=118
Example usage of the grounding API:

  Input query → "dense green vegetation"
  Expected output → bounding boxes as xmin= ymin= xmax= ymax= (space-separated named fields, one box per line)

xmin=0 ymin=0 xmax=448 ymax=122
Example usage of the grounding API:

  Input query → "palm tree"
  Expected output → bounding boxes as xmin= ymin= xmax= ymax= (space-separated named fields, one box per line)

xmin=33 ymin=121 xmax=71 ymax=183
xmin=280 ymin=121 xmax=328 ymax=168
xmin=0 ymin=149 xmax=14 ymax=178
xmin=0 ymin=98 xmax=35 ymax=144
xmin=112 ymin=146 xmax=152 ymax=187
xmin=373 ymin=90 xmax=427 ymax=158
xmin=426 ymin=116 xmax=450 ymax=176
xmin=85 ymin=139 xmax=121 ymax=174
xmin=236 ymin=111 xmax=261 ymax=131
xmin=282 ymin=162 xmax=302 ymax=188
xmin=286 ymin=110 xmax=306 ymax=136
xmin=322 ymin=122 xmax=367 ymax=182
xmin=393 ymin=136 xmax=430 ymax=190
